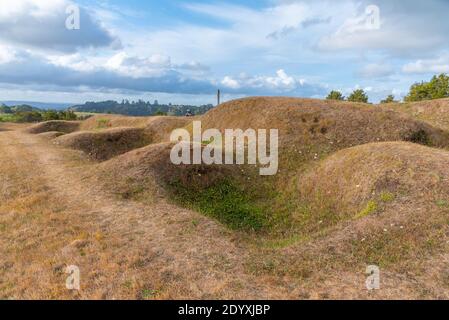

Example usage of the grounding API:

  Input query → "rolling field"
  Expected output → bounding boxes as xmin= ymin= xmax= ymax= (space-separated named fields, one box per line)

xmin=1 ymin=97 xmax=449 ymax=299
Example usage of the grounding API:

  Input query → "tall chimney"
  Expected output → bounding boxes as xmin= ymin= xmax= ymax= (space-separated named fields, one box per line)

xmin=217 ymin=89 xmax=221 ymax=106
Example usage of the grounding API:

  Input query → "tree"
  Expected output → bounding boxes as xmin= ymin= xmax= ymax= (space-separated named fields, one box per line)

xmin=60 ymin=110 xmax=77 ymax=120
xmin=0 ymin=104 xmax=12 ymax=114
xmin=326 ymin=90 xmax=345 ymax=101
xmin=155 ymin=110 xmax=167 ymax=116
xmin=15 ymin=111 xmax=42 ymax=123
xmin=380 ymin=94 xmax=397 ymax=104
xmin=405 ymin=73 xmax=449 ymax=102
xmin=347 ymin=89 xmax=369 ymax=103
xmin=42 ymin=110 xmax=60 ymax=121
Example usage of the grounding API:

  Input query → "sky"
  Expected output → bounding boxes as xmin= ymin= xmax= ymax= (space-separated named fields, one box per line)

xmin=1 ymin=0 xmax=449 ymax=105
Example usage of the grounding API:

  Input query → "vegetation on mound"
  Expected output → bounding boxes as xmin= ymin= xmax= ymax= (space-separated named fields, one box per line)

xmin=380 ymin=98 xmax=449 ymax=131
xmin=54 ymin=127 xmax=152 ymax=161
xmin=0 ymin=106 xmax=79 ymax=123
xmin=26 ymin=120 xmax=80 ymax=134
xmin=326 ymin=73 xmax=449 ymax=104
xmin=200 ymin=97 xmax=449 ymax=151
xmin=169 ymin=176 xmax=267 ymax=231
xmin=405 ymin=73 xmax=449 ymax=102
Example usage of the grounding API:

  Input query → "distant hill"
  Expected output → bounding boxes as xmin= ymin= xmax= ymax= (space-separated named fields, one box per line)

xmin=0 ymin=103 xmax=42 ymax=113
xmin=70 ymin=100 xmax=215 ymax=116
xmin=0 ymin=101 xmax=72 ymax=110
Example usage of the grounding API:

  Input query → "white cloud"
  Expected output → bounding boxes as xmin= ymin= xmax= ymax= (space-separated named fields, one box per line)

xmin=105 ymin=52 xmax=172 ymax=77
xmin=221 ymin=69 xmax=315 ymax=94
xmin=358 ymin=63 xmax=394 ymax=78
xmin=264 ymin=69 xmax=297 ymax=89
xmin=221 ymin=76 xmax=240 ymax=89
xmin=402 ymin=54 xmax=449 ymax=74
xmin=317 ymin=0 xmax=449 ymax=55
xmin=0 ymin=46 xmax=20 ymax=64
xmin=0 ymin=0 xmax=120 ymax=52
xmin=1 ymin=0 xmax=449 ymax=104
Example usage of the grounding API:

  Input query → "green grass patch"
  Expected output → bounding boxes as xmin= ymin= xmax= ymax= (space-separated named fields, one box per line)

xmin=169 ymin=178 xmax=267 ymax=232
xmin=436 ymin=199 xmax=449 ymax=208
xmin=355 ymin=200 xmax=378 ymax=219
xmin=348 ymin=221 xmax=447 ymax=269
xmin=261 ymin=234 xmax=309 ymax=249
xmin=0 ymin=114 xmax=19 ymax=122
xmin=141 ymin=289 xmax=160 ymax=299
xmin=380 ymin=191 xmax=395 ymax=202
xmin=96 ymin=118 xmax=111 ymax=129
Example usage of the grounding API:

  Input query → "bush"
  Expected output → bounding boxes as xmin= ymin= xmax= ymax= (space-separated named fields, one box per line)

xmin=380 ymin=95 xmax=397 ymax=104
xmin=42 ymin=110 xmax=60 ymax=121
xmin=405 ymin=73 xmax=449 ymax=102
xmin=15 ymin=111 xmax=42 ymax=123
xmin=0 ymin=105 xmax=12 ymax=114
xmin=39 ymin=110 xmax=78 ymax=122
xmin=326 ymin=90 xmax=345 ymax=101
xmin=347 ymin=89 xmax=369 ymax=103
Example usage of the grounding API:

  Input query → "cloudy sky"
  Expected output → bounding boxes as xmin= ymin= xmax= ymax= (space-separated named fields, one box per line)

xmin=0 ymin=0 xmax=448 ymax=105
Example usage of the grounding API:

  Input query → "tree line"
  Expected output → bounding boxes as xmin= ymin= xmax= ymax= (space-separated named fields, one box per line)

xmin=0 ymin=104 xmax=78 ymax=123
xmin=326 ymin=73 xmax=449 ymax=104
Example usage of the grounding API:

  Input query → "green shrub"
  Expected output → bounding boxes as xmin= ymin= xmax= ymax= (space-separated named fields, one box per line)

xmin=347 ymin=89 xmax=369 ymax=103
xmin=355 ymin=200 xmax=378 ymax=219
xmin=380 ymin=95 xmax=397 ymax=104
xmin=15 ymin=111 xmax=42 ymax=123
xmin=326 ymin=90 xmax=345 ymax=101
xmin=405 ymin=73 xmax=449 ymax=102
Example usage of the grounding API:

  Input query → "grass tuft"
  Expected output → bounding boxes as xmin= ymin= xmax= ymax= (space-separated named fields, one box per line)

xmin=355 ymin=200 xmax=378 ymax=219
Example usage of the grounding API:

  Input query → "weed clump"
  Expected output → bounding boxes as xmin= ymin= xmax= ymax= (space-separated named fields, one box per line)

xmin=355 ymin=200 xmax=378 ymax=219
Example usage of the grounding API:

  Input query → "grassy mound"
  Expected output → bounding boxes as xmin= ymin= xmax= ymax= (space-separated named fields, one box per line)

xmin=54 ymin=115 xmax=194 ymax=161
xmin=252 ymin=142 xmax=449 ymax=279
xmin=200 ymin=97 xmax=449 ymax=153
xmin=143 ymin=116 xmax=193 ymax=143
xmin=298 ymin=141 xmax=449 ymax=230
xmin=97 ymin=142 xmax=269 ymax=231
xmin=26 ymin=120 xmax=80 ymax=134
xmin=54 ymin=127 xmax=152 ymax=161
xmin=79 ymin=114 xmax=153 ymax=130
xmin=381 ymin=98 xmax=449 ymax=131
xmin=94 ymin=97 xmax=449 ymax=235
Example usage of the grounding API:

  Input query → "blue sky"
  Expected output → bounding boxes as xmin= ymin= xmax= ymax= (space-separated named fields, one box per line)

xmin=1 ymin=0 xmax=449 ymax=105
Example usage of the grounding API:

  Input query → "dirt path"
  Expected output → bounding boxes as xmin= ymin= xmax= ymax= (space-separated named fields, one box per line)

xmin=0 ymin=124 xmax=296 ymax=299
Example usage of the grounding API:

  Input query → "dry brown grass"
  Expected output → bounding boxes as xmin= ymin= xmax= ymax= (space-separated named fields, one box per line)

xmin=79 ymin=114 xmax=195 ymax=131
xmin=380 ymin=98 xmax=449 ymax=131
xmin=50 ymin=115 xmax=194 ymax=161
xmin=200 ymin=97 xmax=449 ymax=152
xmin=0 ymin=125 xmax=286 ymax=300
xmin=3 ymin=97 xmax=449 ymax=300
xmin=143 ymin=116 xmax=194 ymax=143
xmin=53 ymin=127 xmax=152 ymax=161
xmin=26 ymin=120 xmax=80 ymax=134
xmin=37 ymin=131 xmax=66 ymax=139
